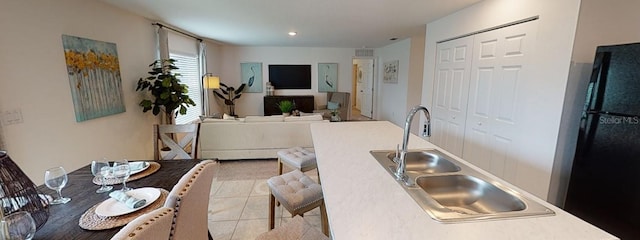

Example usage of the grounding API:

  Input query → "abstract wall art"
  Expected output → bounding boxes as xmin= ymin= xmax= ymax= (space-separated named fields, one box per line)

xmin=62 ymin=35 xmax=125 ymax=122
xmin=383 ymin=60 xmax=399 ymax=84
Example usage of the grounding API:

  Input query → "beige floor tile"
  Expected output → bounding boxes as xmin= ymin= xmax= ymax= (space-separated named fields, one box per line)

xmin=240 ymin=196 xmax=269 ymax=220
xmin=231 ymin=219 xmax=269 ymax=240
xmin=210 ymin=179 xmax=224 ymax=196
xmin=279 ymin=215 xmax=324 ymax=235
xmin=250 ymin=179 xmax=270 ymax=196
xmin=209 ymin=197 xmax=247 ymax=221
xmin=208 ymin=220 xmax=236 ymax=240
xmin=215 ymin=180 xmax=255 ymax=198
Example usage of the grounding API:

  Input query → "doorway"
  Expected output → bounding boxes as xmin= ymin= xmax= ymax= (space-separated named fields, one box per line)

xmin=352 ymin=57 xmax=375 ymax=121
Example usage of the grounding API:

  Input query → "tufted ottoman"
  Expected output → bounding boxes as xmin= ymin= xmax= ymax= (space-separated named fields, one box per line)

xmin=277 ymin=147 xmax=320 ymax=181
xmin=267 ymin=170 xmax=329 ymax=236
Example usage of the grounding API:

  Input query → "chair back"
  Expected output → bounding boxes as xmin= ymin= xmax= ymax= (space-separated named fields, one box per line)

xmin=164 ymin=160 xmax=216 ymax=240
xmin=111 ymin=207 xmax=174 ymax=240
xmin=154 ymin=123 xmax=200 ymax=160
xmin=327 ymin=92 xmax=351 ymax=121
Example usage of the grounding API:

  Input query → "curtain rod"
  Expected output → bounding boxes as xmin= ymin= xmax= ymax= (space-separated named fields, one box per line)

xmin=152 ymin=23 xmax=202 ymax=42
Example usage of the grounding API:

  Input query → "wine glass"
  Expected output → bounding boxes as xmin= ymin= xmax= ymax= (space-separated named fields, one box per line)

xmin=44 ymin=167 xmax=71 ymax=204
xmin=91 ymin=160 xmax=113 ymax=193
xmin=2 ymin=211 xmax=36 ymax=240
xmin=112 ymin=159 xmax=131 ymax=192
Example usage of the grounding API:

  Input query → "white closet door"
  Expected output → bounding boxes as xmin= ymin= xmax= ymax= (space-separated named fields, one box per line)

xmin=431 ymin=36 xmax=474 ymax=157
xmin=463 ymin=20 xmax=538 ymax=184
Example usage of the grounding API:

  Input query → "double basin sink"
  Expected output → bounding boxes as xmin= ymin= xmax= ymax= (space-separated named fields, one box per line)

xmin=369 ymin=149 xmax=554 ymax=223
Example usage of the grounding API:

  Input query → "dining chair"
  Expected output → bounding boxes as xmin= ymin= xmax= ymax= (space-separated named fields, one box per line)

xmin=164 ymin=160 xmax=216 ymax=240
xmin=154 ymin=123 xmax=200 ymax=160
xmin=256 ymin=215 xmax=329 ymax=240
xmin=110 ymin=207 xmax=174 ymax=240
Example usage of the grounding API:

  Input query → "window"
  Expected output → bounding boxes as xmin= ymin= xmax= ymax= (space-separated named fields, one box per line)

xmin=170 ymin=53 xmax=201 ymax=124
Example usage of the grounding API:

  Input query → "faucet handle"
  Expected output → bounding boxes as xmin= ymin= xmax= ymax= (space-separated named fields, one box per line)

xmin=393 ymin=144 xmax=400 ymax=163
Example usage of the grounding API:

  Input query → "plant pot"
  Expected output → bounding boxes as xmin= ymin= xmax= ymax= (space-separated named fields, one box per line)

xmin=282 ymin=113 xmax=291 ymax=117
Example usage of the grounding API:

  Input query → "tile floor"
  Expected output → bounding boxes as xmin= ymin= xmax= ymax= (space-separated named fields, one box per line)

xmin=207 ymin=175 xmax=324 ymax=240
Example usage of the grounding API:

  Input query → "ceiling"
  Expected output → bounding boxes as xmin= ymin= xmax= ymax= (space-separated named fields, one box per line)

xmin=101 ymin=0 xmax=481 ymax=48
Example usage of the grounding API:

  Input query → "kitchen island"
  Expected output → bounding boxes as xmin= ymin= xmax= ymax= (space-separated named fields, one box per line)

xmin=310 ymin=121 xmax=616 ymax=240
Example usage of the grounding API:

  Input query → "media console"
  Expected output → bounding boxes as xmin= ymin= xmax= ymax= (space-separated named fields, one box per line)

xmin=264 ymin=95 xmax=315 ymax=115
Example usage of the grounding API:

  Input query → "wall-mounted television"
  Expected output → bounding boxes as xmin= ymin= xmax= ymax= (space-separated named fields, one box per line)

xmin=268 ymin=64 xmax=311 ymax=89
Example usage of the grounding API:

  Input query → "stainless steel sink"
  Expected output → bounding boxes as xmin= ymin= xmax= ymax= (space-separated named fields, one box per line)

xmin=416 ymin=175 xmax=526 ymax=214
xmin=384 ymin=151 xmax=461 ymax=174
xmin=370 ymin=149 xmax=555 ymax=222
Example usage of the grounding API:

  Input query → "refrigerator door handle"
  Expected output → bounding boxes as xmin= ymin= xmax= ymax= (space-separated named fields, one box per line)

xmin=576 ymin=113 xmax=598 ymax=163
xmin=585 ymin=52 xmax=611 ymax=112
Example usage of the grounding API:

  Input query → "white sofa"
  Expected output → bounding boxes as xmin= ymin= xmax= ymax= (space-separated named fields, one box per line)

xmin=199 ymin=114 xmax=328 ymax=160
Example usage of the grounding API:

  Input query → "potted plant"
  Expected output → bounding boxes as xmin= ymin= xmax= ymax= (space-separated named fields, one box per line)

xmin=136 ymin=59 xmax=195 ymax=124
xmin=277 ymin=100 xmax=295 ymax=116
xmin=212 ymin=82 xmax=246 ymax=116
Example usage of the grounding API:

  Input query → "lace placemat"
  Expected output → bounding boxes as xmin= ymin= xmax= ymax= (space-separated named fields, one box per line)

xmin=78 ymin=188 xmax=169 ymax=230
xmin=92 ymin=162 xmax=161 ymax=185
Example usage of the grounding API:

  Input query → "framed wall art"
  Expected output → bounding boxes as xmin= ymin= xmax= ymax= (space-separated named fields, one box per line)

xmin=62 ymin=35 xmax=125 ymax=122
xmin=383 ymin=60 xmax=399 ymax=84
xmin=240 ymin=62 xmax=263 ymax=93
xmin=318 ymin=63 xmax=338 ymax=92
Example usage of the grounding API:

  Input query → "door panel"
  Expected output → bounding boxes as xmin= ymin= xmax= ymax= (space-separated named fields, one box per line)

xmin=431 ymin=36 xmax=474 ymax=157
xmin=462 ymin=20 xmax=537 ymax=190
xmin=360 ymin=59 xmax=374 ymax=118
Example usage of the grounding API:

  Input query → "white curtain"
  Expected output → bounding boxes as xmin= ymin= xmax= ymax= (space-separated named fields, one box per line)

xmin=156 ymin=26 xmax=170 ymax=60
xmin=199 ymin=41 xmax=207 ymax=115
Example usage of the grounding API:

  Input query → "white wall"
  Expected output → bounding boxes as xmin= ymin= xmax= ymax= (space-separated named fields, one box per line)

xmin=376 ymin=39 xmax=412 ymax=126
xmin=551 ymin=0 xmax=640 ymax=206
xmin=422 ymin=0 xmax=581 ymax=200
xmin=214 ymin=46 xmax=355 ymax=117
xmin=0 ymin=0 xmax=158 ymax=183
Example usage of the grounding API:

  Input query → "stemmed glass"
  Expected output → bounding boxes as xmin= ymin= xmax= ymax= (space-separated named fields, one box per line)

xmin=1 ymin=211 xmax=36 ymax=240
xmin=44 ymin=166 xmax=71 ymax=204
xmin=112 ymin=159 xmax=131 ymax=192
xmin=91 ymin=160 xmax=113 ymax=193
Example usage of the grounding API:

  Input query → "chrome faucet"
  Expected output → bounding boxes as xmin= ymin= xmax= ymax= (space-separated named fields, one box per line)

xmin=394 ymin=105 xmax=431 ymax=185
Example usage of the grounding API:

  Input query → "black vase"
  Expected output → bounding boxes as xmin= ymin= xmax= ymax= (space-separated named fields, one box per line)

xmin=0 ymin=151 xmax=49 ymax=230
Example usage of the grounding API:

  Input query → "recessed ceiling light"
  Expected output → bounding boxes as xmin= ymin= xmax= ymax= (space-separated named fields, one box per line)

xmin=288 ymin=32 xmax=297 ymax=36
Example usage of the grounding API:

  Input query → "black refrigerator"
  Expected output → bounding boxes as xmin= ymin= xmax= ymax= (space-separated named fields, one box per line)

xmin=565 ymin=42 xmax=640 ymax=239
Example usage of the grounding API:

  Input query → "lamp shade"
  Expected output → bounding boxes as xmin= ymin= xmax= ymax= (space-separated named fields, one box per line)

xmin=203 ymin=74 xmax=220 ymax=89
xmin=0 ymin=151 xmax=49 ymax=230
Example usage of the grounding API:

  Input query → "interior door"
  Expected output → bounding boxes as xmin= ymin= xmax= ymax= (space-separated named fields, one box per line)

xmin=431 ymin=36 xmax=474 ymax=157
xmin=358 ymin=58 xmax=375 ymax=118
xmin=462 ymin=20 xmax=537 ymax=183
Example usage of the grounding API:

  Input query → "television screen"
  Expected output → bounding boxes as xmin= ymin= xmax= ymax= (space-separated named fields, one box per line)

xmin=268 ymin=65 xmax=311 ymax=89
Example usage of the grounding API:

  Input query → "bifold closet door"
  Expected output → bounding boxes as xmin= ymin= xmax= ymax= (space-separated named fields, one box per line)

xmin=430 ymin=36 xmax=474 ymax=157
xmin=462 ymin=20 xmax=538 ymax=184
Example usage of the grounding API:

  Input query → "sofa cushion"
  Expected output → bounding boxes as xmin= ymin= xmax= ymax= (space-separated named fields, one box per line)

xmin=245 ymin=115 xmax=284 ymax=122
xmin=284 ymin=115 xmax=323 ymax=122
xmin=202 ymin=118 xmax=242 ymax=123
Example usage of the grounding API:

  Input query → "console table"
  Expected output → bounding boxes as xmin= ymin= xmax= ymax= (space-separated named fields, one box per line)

xmin=264 ymin=95 xmax=315 ymax=115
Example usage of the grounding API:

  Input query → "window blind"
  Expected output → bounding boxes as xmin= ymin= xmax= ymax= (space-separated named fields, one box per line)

xmin=170 ymin=53 xmax=201 ymax=124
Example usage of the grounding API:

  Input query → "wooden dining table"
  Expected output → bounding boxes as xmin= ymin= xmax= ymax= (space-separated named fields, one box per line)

xmin=33 ymin=159 xmax=204 ymax=239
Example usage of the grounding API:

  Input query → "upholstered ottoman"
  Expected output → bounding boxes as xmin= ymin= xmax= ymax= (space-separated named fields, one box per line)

xmin=267 ymin=170 xmax=328 ymax=235
xmin=277 ymin=147 xmax=318 ymax=178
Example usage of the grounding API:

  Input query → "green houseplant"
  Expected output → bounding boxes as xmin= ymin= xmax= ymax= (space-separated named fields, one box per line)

xmin=212 ymin=82 xmax=246 ymax=116
xmin=277 ymin=100 xmax=295 ymax=116
xmin=136 ymin=59 xmax=195 ymax=124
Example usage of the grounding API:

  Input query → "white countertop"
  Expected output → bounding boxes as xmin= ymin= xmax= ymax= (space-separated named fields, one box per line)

xmin=310 ymin=121 xmax=617 ymax=240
